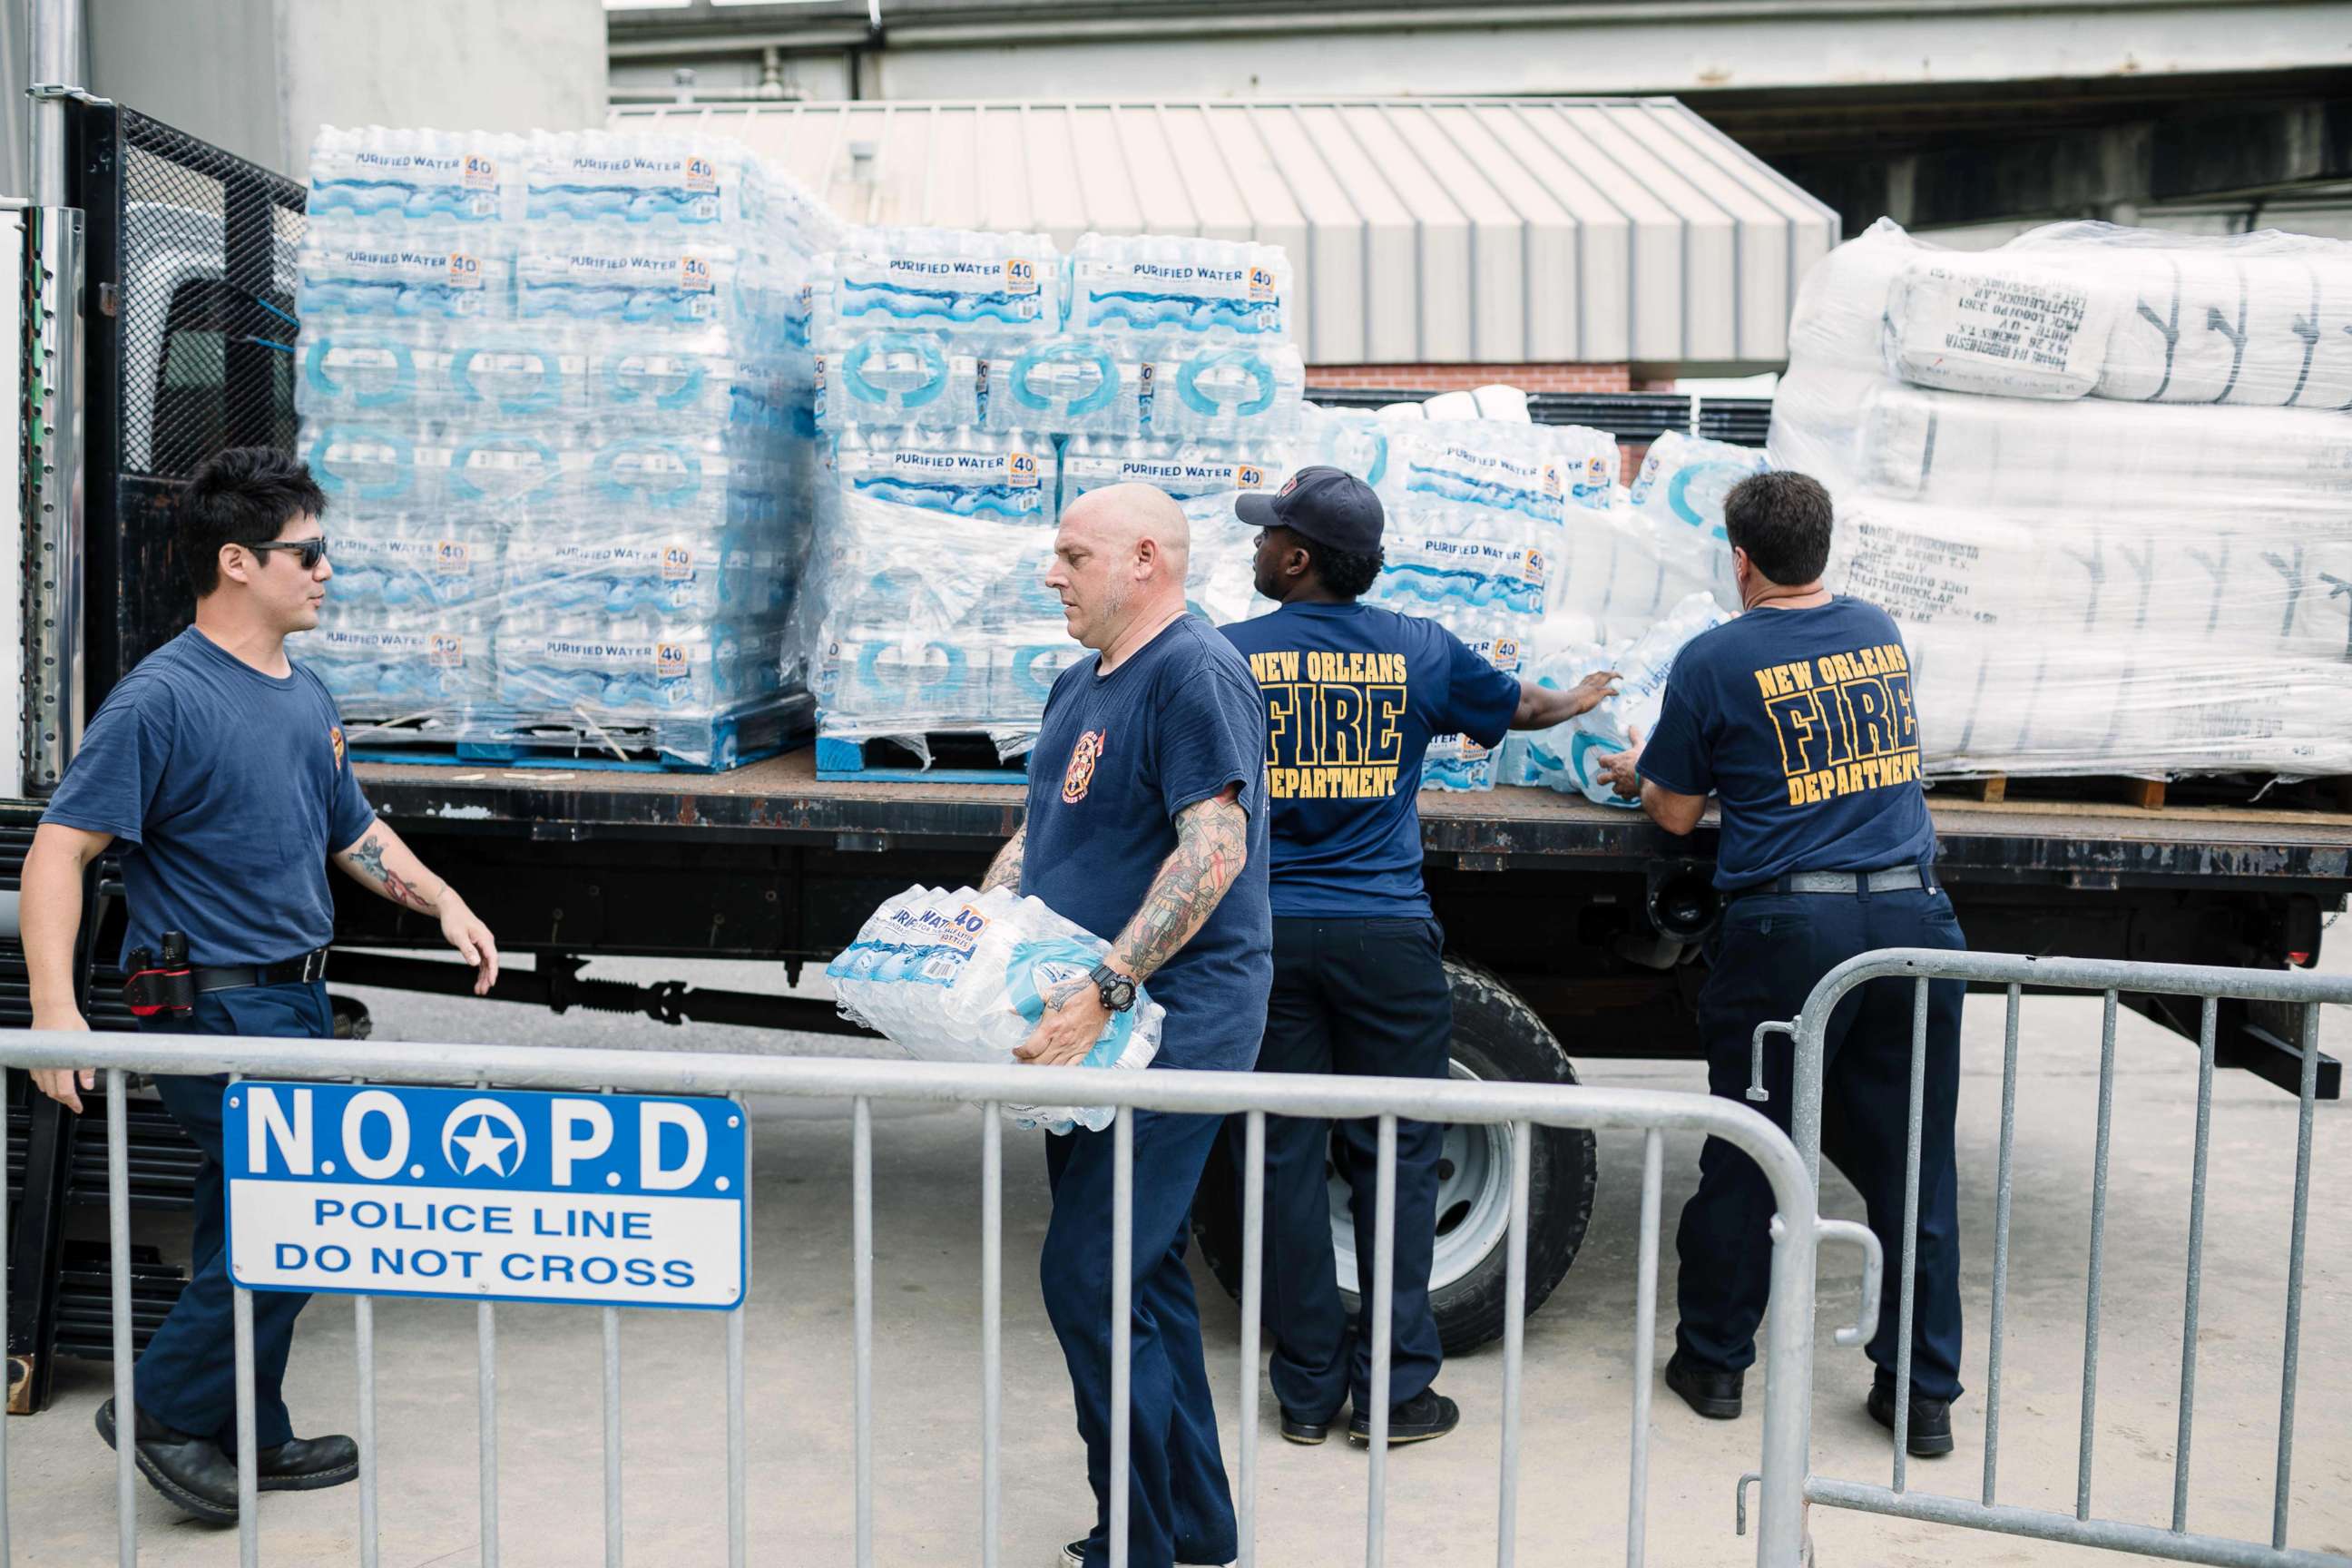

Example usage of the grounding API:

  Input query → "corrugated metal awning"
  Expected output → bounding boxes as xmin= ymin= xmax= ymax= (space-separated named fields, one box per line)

xmin=611 ymin=97 xmax=1837 ymax=368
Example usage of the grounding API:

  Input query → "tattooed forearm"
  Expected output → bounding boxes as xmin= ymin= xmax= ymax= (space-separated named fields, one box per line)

xmin=335 ymin=825 xmax=442 ymax=915
xmin=1108 ymin=789 xmax=1248 ymax=984
xmin=980 ymin=825 xmax=1026 ymax=894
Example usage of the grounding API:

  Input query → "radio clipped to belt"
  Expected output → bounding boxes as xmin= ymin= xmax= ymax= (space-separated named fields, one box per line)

xmin=122 ymin=930 xmax=197 ymax=1018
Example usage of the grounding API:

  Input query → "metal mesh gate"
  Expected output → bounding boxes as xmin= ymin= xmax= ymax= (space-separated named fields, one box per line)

xmin=71 ymin=101 xmax=307 ymax=706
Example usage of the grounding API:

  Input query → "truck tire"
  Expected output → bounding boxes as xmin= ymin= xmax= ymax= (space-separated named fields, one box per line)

xmin=1191 ymin=958 xmax=1597 ymax=1357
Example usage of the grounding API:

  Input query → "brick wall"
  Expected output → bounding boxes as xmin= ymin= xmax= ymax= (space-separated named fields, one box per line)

xmin=1306 ymin=362 xmax=1633 ymax=394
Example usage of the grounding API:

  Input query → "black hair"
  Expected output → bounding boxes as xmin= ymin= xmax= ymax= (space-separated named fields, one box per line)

xmin=1721 ymin=470 xmax=1833 ymax=585
xmin=179 ymin=446 xmax=328 ymax=596
xmin=1308 ymin=543 xmax=1385 ymax=599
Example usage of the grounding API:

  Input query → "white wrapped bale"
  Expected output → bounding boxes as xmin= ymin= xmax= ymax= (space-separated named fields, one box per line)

xmin=1905 ymin=623 xmax=2352 ymax=779
xmin=1776 ymin=217 xmax=2352 ymax=779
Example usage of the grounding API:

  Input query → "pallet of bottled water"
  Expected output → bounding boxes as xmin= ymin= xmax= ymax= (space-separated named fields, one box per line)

xmin=799 ymin=226 xmax=1309 ymax=769
xmin=294 ymin=125 xmax=829 ymax=770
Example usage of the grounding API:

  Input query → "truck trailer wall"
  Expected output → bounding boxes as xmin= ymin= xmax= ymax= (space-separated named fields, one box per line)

xmin=5 ymin=0 xmax=608 ymax=192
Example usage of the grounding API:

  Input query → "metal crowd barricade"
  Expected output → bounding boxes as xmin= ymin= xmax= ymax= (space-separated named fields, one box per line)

xmin=0 ymin=1029 xmax=1874 ymax=1568
xmin=1775 ymin=948 xmax=2352 ymax=1568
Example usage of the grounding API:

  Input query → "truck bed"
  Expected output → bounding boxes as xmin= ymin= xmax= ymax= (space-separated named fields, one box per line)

xmin=354 ymin=748 xmax=2352 ymax=891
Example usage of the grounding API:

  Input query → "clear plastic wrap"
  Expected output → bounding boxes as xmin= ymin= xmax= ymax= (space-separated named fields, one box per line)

xmin=828 ymin=885 xmax=1163 ymax=1134
xmin=1296 ymin=402 xmax=1391 ymax=487
xmin=1380 ymin=418 xmax=1614 ymax=524
xmin=294 ymin=124 xmax=823 ymax=768
xmin=1183 ymin=498 xmax=1280 ymax=627
xmin=1773 ymin=217 xmax=2352 ymax=778
xmin=1791 ymin=216 xmax=2352 ymax=410
xmin=809 ymin=430 xmax=1066 ymax=754
xmin=1549 ymin=499 xmax=1736 ymax=646
xmin=1905 ymin=623 xmax=2352 ymax=778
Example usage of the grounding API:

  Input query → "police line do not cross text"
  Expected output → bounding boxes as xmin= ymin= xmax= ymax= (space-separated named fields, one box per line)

xmin=223 ymin=1083 xmax=746 ymax=1311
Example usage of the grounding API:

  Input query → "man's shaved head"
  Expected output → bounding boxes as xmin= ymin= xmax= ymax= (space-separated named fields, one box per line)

xmin=1061 ymin=483 xmax=1191 ymax=578
xmin=1046 ymin=483 xmax=1194 ymax=657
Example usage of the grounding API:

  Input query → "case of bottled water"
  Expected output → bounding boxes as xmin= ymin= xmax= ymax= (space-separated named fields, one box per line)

xmin=1627 ymin=431 xmax=1769 ymax=559
xmin=828 ymin=884 xmax=1164 ymax=1132
xmin=1420 ymin=622 xmax=1527 ymax=792
xmin=1057 ymin=436 xmax=1285 ymax=513
xmin=1773 ymin=217 xmax=2352 ymax=778
xmin=1510 ymin=593 xmax=1732 ymax=804
xmin=1064 ymin=234 xmax=1292 ymax=343
xmin=296 ymin=123 xmax=825 ymax=767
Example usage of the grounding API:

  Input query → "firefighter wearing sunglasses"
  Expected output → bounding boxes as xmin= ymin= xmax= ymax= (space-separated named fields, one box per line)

xmin=21 ymin=446 xmax=501 ymax=1524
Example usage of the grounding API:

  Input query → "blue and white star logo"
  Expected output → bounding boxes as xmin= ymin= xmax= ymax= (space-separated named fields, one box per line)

xmin=439 ymin=1098 xmax=528 ymax=1179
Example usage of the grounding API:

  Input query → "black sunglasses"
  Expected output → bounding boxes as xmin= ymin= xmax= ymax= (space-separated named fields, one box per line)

xmin=243 ymin=537 xmax=330 ymax=571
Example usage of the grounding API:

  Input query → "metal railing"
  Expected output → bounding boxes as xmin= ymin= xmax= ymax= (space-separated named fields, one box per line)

xmin=0 ymin=1030 xmax=1873 ymax=1568
xmin=1775 ymin=949 xmax=2352 ymax=1568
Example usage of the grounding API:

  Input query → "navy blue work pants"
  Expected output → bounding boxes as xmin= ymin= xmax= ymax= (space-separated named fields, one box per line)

xmin=1674 ymin=882 xmax=1968 ymax=1399
xmin=1244 ymin=916 xmax=1450 ymax=1420
xmin=1044 ymin=1108 xmax=1235 ymax=1568
xmin=134 ymin=981 xmax=333 ymax=1453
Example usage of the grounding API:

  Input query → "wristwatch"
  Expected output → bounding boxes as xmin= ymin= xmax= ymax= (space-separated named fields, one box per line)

xmin=1089 ymin=963 xmax=1139 ymax=1014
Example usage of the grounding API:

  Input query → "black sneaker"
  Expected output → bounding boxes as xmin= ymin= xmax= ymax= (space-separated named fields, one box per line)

xmin=95 ymin=1397 xmax=239 ymax=1525
xmin=1867 ymin=1375 xmax=1955 ymax=1457
xmin=1279 ymin=1406 xmax=1335 ymax=1446
xmin=1347 ymin=1387 xmax=1460 ymax=1446
xmin=1664 ymin=1348 xmax=1744 ymax=1420
xmin=1060 ymin=1543 xmax=1233 ymax=1567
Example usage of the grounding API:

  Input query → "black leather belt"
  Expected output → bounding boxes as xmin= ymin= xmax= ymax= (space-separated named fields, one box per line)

xmin=1730 ymin=865 xmax=1932 ymax=898
xmin=191 ymin=947 xmax=330 ymax=994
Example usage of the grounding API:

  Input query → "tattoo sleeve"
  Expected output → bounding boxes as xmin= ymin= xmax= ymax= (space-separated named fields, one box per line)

xmin=1108 ymin=790 xmax=1249 ymax=984
xmin=980 ymin=824 xmax=1026 ymax=894
xmin=334 ymin=823 xmax=441 ymax=915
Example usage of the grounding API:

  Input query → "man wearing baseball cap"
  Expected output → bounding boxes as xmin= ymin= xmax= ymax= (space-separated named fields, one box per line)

xmin=1219 ymin=466 xmax=1615 ymax=1446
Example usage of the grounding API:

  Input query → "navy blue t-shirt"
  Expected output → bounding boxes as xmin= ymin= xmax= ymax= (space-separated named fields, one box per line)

xmin=1221 ymin=602 xmax=1522 ymax=918
xmin=1638 ymin=596 xmax=1936 ymax=891
xmin=42 ymin=627 xmax=378 ymax=967
xmin=1022 ymin=616 xmax=1272 ymax=1073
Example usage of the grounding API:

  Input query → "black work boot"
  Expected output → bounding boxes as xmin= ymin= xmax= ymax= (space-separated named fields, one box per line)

xmin=95 ymin=1397 xmax=239 ymax=1525
xmin=257 ymin=1433 xmax=360 ymax=1491
xmin=1347 ymin=1387 xmax=1460 ymax=1446
xmin=1867 ymin=1372 xmax=1955 ymax=1457
xmin=1664 ymin=1348 xmax=1744 ymax=1420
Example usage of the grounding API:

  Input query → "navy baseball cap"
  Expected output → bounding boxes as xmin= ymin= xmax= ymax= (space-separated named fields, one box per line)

xmin=1236 ymin=465 xmax=1384 ymax=555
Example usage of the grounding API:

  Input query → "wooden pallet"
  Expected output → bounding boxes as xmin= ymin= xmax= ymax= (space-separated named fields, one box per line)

xmin=1936 ymin=772 xmax=2352 ymax=814
xmin=814 ymin=731 xmax=1033 ymax=784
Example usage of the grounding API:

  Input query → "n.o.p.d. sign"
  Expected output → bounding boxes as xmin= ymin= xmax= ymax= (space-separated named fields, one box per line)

xmin=224 ymin=1083 xmax=745 ymax=1310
